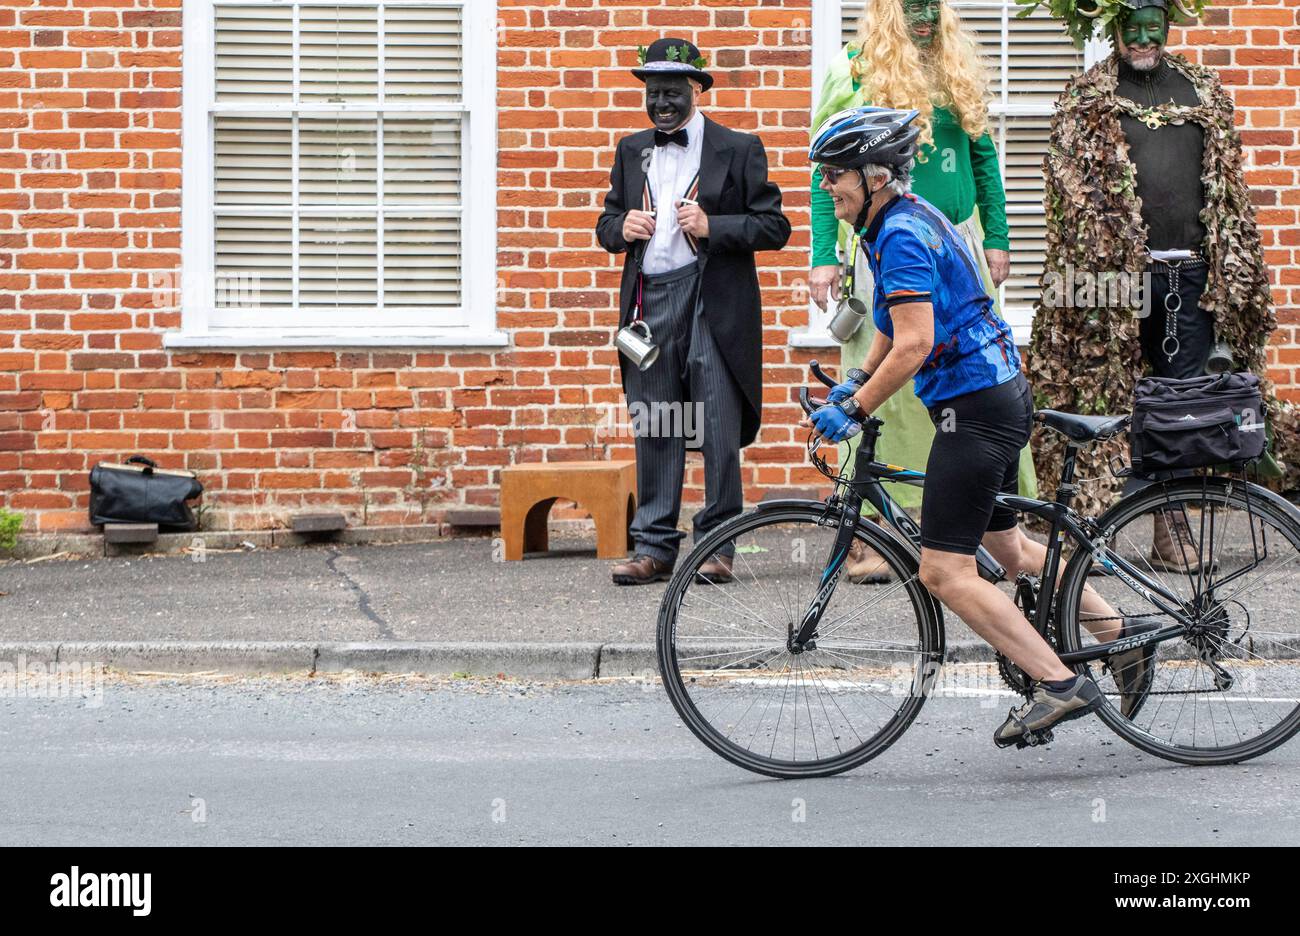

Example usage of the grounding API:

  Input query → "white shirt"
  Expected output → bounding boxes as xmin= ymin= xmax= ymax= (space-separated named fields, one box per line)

xmin=642 ymin=109 xmax=706 ymax=275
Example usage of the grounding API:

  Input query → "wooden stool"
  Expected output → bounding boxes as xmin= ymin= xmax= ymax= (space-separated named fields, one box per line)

xmin=499 ymin=461 xmax=636 ymax=560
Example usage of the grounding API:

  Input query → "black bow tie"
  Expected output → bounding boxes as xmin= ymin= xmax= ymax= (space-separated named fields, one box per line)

xmin=654 ymin=128 xmax=689 ymax=148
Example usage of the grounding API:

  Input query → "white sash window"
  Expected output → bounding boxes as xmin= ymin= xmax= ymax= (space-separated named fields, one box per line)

xmin=171 ymin=1 xmax=502 ymax=347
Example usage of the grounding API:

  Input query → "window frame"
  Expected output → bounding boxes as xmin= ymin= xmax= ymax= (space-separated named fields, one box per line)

xmin=169 ymin=0 xmax=504 ymax=349
xmin=797 ymin=0 xmax=1106 ymax=348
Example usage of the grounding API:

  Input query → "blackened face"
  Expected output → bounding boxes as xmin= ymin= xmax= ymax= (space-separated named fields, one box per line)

xmin=645 ymin=76 xmax=695 ymax=132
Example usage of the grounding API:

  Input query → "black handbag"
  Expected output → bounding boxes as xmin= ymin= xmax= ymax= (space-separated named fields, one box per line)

xmin=1130 ymin=373 xmax=1266 ymax=477
xmin=89 ymin=456 xmax=203 ymax=530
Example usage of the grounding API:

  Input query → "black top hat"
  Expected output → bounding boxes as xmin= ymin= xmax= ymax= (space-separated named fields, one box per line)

xmin=632 ymin=38 xmax=713 ymax=92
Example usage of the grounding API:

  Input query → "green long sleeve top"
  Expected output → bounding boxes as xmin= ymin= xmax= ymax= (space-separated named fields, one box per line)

xmin=811 ymin=45 xmax=1010 ymax=267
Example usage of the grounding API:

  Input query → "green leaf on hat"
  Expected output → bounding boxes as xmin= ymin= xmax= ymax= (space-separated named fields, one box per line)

xmin=1013 ymin=0 xmax=1209 ymax=49
xmin=665 ymin=45 xmax=680 ymax=62
xmin=636 ymin=45 xmax=648 ymax=65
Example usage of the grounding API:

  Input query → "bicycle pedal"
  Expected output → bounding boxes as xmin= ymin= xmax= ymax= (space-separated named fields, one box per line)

xmin=1015 ymin=727 xmax=1055 ymax=750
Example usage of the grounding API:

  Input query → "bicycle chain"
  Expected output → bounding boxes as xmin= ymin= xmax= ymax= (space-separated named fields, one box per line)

xmin=996 ymin=605 xmax=1136 ymax=696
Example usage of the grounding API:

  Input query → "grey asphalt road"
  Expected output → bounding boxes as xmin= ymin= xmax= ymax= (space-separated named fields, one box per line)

xmin=2 ymin=674 xmax=1296 ymax=846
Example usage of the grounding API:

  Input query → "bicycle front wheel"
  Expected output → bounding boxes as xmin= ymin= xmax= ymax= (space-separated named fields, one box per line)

xmin=1058 ymin=477 xmax=1300 ymax=765
xmin=657 ymin=504 xmax=943 ymax=778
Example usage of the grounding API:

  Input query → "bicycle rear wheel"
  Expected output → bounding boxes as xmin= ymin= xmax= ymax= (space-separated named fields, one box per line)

xmin=1058 ymin=477 xmax=1300 ymax=765
xmin=657 ymin=504 xmax=943 ymax=778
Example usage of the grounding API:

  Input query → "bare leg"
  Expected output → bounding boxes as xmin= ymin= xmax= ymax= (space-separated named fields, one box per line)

xmin=981 ymin=527 xmax=1123 ymax=642
xmin=919 ymin=547 xmax=1073 ymax=682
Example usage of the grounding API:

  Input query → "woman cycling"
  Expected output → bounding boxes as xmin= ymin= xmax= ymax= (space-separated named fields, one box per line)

xmin=803 ymin=106 xmax=1153 ymax=748
xmin=809 ymin=0 xmax=1035 ymax=585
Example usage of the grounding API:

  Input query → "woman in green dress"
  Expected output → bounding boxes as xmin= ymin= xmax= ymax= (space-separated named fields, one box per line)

xmin=808 ymin=0 xmax=1038 ymax=580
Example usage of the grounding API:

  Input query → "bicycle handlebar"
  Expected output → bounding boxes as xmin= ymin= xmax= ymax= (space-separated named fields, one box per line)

xmin=798 ymin=386 xmax=827 ymax=417
xmin=809 ymin=359 xmax=837 ymax=390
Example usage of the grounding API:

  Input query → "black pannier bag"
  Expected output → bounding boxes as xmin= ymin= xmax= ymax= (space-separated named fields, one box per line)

xmin=89 ymin=456 xmax=203 ymax=530
xmin=1129 ymin=373 xmax=1266 ymax=477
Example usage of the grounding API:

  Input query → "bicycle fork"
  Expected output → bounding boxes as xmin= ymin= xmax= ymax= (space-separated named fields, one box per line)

xmin=790 ymin=491 xmax=861 ymax=653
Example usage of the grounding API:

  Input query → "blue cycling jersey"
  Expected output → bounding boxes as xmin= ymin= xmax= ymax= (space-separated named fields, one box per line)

xmin=862 ymin=193 xmax=1021 ymax=408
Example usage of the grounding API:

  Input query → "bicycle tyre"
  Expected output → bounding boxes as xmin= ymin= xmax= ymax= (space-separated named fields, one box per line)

xmin=657 ymin=503 xmax=944 ymax=778
xmin=1057 ymin=477 xmax=1300 ymax=765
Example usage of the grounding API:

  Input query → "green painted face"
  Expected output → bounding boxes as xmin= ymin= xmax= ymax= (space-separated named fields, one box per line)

xmin=1119 ymin=7 xmax=1169 ymax=53
xmin=902 ymin=0 xmax=941 ymax=48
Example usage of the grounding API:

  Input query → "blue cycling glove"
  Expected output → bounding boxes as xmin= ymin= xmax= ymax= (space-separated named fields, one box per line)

xmin=827 ymin=369 xmax=871 ymax=404
xmin=810 ymin=402 xmax=863 ymax=443
xmin=827 ymin=381 xmax=858 ymax=405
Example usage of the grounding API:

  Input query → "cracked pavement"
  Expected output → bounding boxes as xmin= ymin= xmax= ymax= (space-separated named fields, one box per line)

xmin=0 ymin=537 xmax=696 ymax=644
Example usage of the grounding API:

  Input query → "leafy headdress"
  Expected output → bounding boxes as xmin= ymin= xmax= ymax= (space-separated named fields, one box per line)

xmin=1015 ymin=0 xmax=1209 ymax=49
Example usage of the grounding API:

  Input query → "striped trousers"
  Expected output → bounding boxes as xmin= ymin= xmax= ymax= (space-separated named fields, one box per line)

xmin=625 ymin=263 xmax=744 ymax=565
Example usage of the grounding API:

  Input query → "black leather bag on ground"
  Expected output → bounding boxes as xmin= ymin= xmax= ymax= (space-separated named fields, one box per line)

xmin=89 ymin=456 xmax=203 ymax=530
xmin=1130 ymin=373 xmax=1266 ymax=477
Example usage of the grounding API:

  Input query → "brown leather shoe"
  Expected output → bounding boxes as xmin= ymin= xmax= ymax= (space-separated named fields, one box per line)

xmin=1150 ymin=509 xmax=1215 ymax=574
xmin=845 ymin=539 xmax=893 ymax=584
xmin=612 ymin=554 xmax=673 ymax=586
xmin=695 ymin=554 xmax=734 ymax=585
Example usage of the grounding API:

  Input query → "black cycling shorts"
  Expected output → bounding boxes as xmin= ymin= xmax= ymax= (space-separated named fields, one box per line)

xmin=920 ymin=373 xmax=1033 ymax=556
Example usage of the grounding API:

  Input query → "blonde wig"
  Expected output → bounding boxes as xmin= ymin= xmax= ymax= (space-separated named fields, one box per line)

xmin=850 ymin=0 xmax=991 ymax=148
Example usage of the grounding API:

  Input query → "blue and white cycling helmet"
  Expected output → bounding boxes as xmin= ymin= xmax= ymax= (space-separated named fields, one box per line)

xmin=809 ymin=106 xmax=921 ymax=177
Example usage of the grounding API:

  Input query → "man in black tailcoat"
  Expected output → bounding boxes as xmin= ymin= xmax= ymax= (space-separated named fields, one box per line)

xmin=596 ymin=37 xmax=790 ymax=585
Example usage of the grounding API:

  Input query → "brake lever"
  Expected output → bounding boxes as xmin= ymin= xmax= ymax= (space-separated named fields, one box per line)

xmin=798 ymin=387 xmax=829 ymax=415
xmin=798 ymin=387 xmax=814 ymax=416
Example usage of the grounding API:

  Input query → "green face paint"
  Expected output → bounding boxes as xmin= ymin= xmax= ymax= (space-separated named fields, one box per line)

xmin=902 ymin=0 xmax=941 ymax=48
xmin=1119 ymin=7 xmax=1169 ymax=62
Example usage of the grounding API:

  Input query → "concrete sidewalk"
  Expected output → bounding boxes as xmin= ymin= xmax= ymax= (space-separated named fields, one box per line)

xmin=0 ymin=534 xmax=991 ymax=677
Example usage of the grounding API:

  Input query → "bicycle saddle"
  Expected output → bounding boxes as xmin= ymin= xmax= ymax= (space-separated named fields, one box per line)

xmin=1035 ymin=410 xmax=1131 ymax=443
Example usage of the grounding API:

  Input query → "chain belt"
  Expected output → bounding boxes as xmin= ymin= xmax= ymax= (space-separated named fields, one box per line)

xmin=1148 ymin=251 xmax=1207 ymax=364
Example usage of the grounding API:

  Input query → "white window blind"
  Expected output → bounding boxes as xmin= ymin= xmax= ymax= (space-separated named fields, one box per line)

xmin=800 ymin=0 xmax=1090 ymax=345
xmin=174 ymin=0 xmax=501 ymax=347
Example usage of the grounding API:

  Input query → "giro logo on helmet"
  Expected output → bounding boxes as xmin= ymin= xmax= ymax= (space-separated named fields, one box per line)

xmin=859 ymin=130 xmax=893 ymax=153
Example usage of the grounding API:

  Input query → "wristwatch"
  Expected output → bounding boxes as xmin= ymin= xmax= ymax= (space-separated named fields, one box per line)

xmin=839 ymin=394 xmax=867 ymax=424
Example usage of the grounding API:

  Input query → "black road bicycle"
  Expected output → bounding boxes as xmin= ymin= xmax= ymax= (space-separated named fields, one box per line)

xmin=657 ymin=363 xmax=1300 ymax=778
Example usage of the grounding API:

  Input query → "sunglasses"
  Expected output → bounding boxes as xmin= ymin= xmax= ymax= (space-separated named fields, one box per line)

xmin=821 ymin=167 xmax=861 ymax=186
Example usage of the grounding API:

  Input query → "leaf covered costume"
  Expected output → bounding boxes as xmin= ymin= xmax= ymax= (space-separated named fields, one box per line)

xmin=1027 ymin=52 xmax=1297 ymax=513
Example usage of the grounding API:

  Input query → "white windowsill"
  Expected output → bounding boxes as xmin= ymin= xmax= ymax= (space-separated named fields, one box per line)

xmin=790 ymin=300 xmax=842 ymax=349
xmin=790 ymin=329 xmax=841 ymax=349
xmin=162 ymin=330 xmax=511 ymax=349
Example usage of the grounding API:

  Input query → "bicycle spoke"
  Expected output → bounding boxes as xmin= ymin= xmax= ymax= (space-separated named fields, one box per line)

xmin=690 ymin=571 xmax=779 ymax=635
xmin=675 ymin=609 xmax=782 ymax=644
xmin=732 ymin=545 xmax=795 ymax=632
xmin=661 ymin=510 xmax=935 ymax=774
xmin=818 ymin=574 xmax=918 ymax=639
xmin=1063 ymin=482 xmax=1300 ymax=761
xmin=676 ymin=644 xmax=784 ymax=667
xmin=1215 ymin=550 xmax=1299 ymax=608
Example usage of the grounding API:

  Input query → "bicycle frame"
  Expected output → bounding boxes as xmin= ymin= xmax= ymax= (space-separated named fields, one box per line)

xmin=792 ymin=416 xmax=1204 ymax=667
xmin=791 ymin=418 xmax=1000 ymax=648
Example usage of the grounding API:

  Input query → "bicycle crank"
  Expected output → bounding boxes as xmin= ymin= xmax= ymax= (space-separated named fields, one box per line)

xmin=998 ymin=574 xmax=1046 ymax=699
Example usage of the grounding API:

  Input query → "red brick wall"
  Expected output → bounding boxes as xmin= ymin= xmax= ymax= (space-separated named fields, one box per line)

xmin=1172 ymin=0 xmax=1300 ymax=400
xmin=494 ymin=0 xmax=820 ymax=522
xmin=0 ymin=0 xmax=1295 ymax=537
